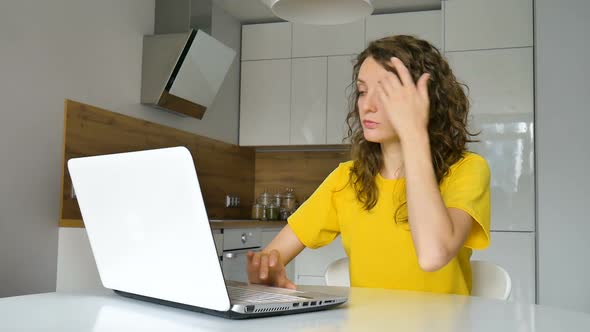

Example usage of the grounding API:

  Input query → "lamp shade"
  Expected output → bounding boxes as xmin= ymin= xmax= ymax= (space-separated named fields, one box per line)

xmin=261 ymin=0 xmax=373 ymax=25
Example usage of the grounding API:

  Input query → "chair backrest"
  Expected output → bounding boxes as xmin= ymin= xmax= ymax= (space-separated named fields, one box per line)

xmin=470 ymin=260 xmax=512 ymax=301
xmin=325 ymin=258 xmax=512 ymax=301
xmin=324 ymin=257 xmax=350 ymax=287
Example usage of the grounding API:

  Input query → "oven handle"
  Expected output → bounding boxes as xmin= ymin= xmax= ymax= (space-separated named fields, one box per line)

xmin=223 ymin=248 xmax=260 ymax=260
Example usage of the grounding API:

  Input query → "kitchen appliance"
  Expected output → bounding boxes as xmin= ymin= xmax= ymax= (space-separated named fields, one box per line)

xmin=141 ymin=0 xmax=236 ymax=119
xmin=221 ymin=228 xmax=263 ymax=283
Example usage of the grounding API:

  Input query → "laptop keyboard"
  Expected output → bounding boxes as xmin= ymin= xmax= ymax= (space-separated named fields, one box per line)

xmin=227 ymin=286 xmax=306 ymax=303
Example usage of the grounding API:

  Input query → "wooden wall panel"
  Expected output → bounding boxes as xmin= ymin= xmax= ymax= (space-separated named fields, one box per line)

xmin=254 ymin=150 xmax=350 ymax=204
xmin=59 ymin=100 xmax=255 ymax=227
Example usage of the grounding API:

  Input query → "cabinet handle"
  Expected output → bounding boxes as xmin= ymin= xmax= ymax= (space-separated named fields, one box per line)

xmin=241 ymin=233 xmax=248 ymax=244
xmin=225 ymin=252 xmax=235 ymax=259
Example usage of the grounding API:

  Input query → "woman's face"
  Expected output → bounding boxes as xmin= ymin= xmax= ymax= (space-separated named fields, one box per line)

xmin=356 ymin=56 xmax=399 ymax=144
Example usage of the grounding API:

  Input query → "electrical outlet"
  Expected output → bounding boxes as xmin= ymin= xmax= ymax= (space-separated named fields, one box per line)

xmin=225 ymin=194 xmax=240 ymax=208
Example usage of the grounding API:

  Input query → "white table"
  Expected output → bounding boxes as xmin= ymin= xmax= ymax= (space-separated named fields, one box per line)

xmin=1 ymin=286 xmax=589 ymax=331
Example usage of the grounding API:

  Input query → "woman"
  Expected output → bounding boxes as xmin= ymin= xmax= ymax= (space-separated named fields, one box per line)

xmin=247 ymin=35 xmax=490 ymax=295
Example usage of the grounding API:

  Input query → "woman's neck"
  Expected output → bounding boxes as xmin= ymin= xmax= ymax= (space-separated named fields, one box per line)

xmin=380 ymin=140 xmax=404 ymax=179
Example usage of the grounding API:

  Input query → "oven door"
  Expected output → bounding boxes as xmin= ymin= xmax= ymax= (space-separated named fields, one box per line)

xmin=222 ymin=248 xmax=258 ymax=283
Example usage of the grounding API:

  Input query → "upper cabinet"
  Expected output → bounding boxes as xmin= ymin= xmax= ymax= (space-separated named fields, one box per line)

xmin=241 ymin=22 xmax=292 ymax=60
xmin=292 ymin=20 xmax=364 ymax=57
xmin=239 ymin=59 xmax=291 ymax=146
xmin=290 ymin=57 xmax=328 ymax=145
xmin=444 ymin=0 xmax=533 ymax=51
xmin=366 ymin=11 xmax=442 ymax=50
xmin=446 ymin=48 xmax=534 ymax=116
xmin=327 ymin=55 xmax=355 ymax=145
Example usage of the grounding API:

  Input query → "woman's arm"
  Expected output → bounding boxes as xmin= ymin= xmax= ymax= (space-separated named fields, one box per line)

xmin=401 ymin=133 xmax=473 ymax=272
xmin=377 ymin=57 xmax=473 ymax=272
xmin=246 ymin=224 xmax=305 ymax=289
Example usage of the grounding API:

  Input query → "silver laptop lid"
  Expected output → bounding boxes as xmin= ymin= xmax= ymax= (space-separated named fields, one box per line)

xmin=68 ymin=147 xmax=230 ymax=312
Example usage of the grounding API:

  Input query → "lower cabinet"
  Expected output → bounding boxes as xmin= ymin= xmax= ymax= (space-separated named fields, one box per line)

xmin=471 ymin=231 xmax=536 ymax=303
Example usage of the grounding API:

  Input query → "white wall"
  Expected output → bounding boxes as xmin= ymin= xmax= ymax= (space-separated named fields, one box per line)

xmin=0 ymin=0 xmax=241 ymax=297
xmin=536 ymin=0 xmax=590 ymax=312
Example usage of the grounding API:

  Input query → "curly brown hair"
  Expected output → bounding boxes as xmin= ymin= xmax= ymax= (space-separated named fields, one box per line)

xmin=345 ymin=35 xmax=477 ymax=219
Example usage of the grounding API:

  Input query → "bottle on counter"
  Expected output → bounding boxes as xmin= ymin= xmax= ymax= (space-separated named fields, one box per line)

xmin=266 ymin=202 xmax=279 ymax=221
xmin=251 ymin=203 xmax=263 ymax=220
xmin=282 ymin=187 xmax=297 ymax=213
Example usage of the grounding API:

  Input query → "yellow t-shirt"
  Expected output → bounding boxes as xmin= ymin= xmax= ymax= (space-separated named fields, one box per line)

xmin=288 ymin=152 xmax=491 ymax=295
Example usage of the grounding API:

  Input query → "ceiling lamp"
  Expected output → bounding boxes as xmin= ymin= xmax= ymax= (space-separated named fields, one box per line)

xmin=261 ymin=0 xmax=374 ymax=25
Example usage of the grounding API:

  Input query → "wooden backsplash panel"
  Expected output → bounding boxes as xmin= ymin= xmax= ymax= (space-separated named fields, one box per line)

xmin=60 ymin=100 xmax=255 ymax=227
xmin=254 ymin=150 xmax=351 ymax=204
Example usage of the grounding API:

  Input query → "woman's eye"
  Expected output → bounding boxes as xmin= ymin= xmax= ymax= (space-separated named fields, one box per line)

xmin=358 ymin=91 xmax=366 ymax=96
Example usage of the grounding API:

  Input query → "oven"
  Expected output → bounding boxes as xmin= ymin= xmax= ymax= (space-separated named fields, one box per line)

xmin=221 ymin=228 xmax=262 ymax=283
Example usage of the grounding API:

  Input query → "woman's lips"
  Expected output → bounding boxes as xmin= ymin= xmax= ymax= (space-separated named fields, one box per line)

xmin=363 ymin=120 xmax=378 ymax=129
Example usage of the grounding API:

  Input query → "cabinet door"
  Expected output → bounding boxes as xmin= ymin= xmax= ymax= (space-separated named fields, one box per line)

xmin=446 ymin=48 xmax=534 ymax=232
xmin=239 ymin=59 xmax=291 ymax=146
xmin=295 ymin=236 xmax=346 ymax=286
xmin=290 ymin=57 xmax=327 ymax=145
xmin=327 ymin=55 xmax=355 ymax=144
xmin=444 ymin=0 xmax=533 ymax=51
xmin=261 ymin=228 xmax=295 ymax=281
xmin=366 ymin=11 xmax=442 ymax=50
xmin=468 ymin=113 xmax=535 ymax=232
xmin=292 ymin=20 xmax=364 ymax=57
xmin=471 ymin=231 xmax=536 ymax=304
xmin=446 ymin=48 xmax=533 ymax=117
xmin=241 ymin=22 xmax=292 ymax=60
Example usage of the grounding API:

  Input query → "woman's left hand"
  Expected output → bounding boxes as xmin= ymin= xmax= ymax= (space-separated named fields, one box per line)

xmin=375 ymin=57 xmax=431 ymax=142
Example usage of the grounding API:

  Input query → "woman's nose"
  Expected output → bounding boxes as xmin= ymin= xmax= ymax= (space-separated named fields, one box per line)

xmin=359 ymin=90 xmax=377 ymax=114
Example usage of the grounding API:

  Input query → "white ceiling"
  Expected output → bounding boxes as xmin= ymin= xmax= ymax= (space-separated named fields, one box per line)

xmin=213 ymin=0 xmax=441 ymax=24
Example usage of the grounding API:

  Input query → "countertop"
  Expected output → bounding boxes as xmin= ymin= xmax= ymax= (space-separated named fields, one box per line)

xmin=2 ymin=287 xmax=590 ymax=331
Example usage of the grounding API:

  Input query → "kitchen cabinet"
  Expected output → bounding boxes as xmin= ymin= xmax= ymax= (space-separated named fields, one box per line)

xmin=295 ymin=236 xmax=346 ymax=286
xmin=446 ymin=47 xmax=534 ymax=232
xmin=471 ymin=231 xmax=536 ymax=303
xmin=241 ymin=22 xmax=291 ymax=60
xmin=239 ymin=59 xmax=291 ymax=146
xmin=446 ymin=48 xmax=534 ymax=116
xmin=326 ymin=55 xmax=355 ymax=144
xmin=468 ymin=112 xmax=535 ymax=232
xmin=292 ymin=20 xmax=364 ymax=57
xmin=290 ymin=57 xmax=328 ymax=145
xmin=444 ymin=0 xmax=533 ymax=51
xmin=365 ymin=11 xmax=442 ymax=50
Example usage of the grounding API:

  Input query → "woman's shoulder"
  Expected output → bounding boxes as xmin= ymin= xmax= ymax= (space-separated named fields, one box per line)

xmin=446 ymin=152 xmax=490 ymax=178
xmin=330 ymin=160 xmax=355 ymax=180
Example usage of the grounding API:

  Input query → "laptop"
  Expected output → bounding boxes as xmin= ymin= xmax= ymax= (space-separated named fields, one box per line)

xmin=67 ymin=146 xmax=347 ymax=319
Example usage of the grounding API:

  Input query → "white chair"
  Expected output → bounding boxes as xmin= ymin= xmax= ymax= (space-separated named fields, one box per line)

xmin=324 ymin=258 xmax=512 ymax=301
xmin=470 ymin=260 xmax=512 ymax=301
xmin=324 ymin=257 xmax=350 ymax=287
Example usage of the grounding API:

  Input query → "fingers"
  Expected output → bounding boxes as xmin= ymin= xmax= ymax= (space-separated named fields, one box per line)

xmin=390 ymin=57 xmax=414 ymax=87
xmin=416 ymin=73 xmax=431 ymax=101
xmin=259 ymin=254 xmax=269 ymax=280
xmin=246 ymin=250 xmax=294 ymax=289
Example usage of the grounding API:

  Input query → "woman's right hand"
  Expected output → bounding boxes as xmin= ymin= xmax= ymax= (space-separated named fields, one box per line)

xmin=247 ymin=249 xmax=296 ymax=290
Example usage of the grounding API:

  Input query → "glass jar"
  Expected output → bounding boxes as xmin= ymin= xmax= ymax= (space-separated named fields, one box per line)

xmin=279 ymin=207 xmax=290 ymax=221
xmin=260 ymin=205 xmax=268 ymax=221
xmin=251 ymin=203 xmax=263 ymax=220
xmin=266 ymin=203 xmax=279 ymax=221
xmin=272 ymin=192 xmax=282 ymax=208
xmin=258 ymin=189 xmax=272 ymax=207
xmin=283 ymin=188 xmax=297 ymax=212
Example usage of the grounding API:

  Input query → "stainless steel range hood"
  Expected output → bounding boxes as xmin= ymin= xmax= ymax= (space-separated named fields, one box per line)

xmin=141 ymin=0 xmax=236 ymax=119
